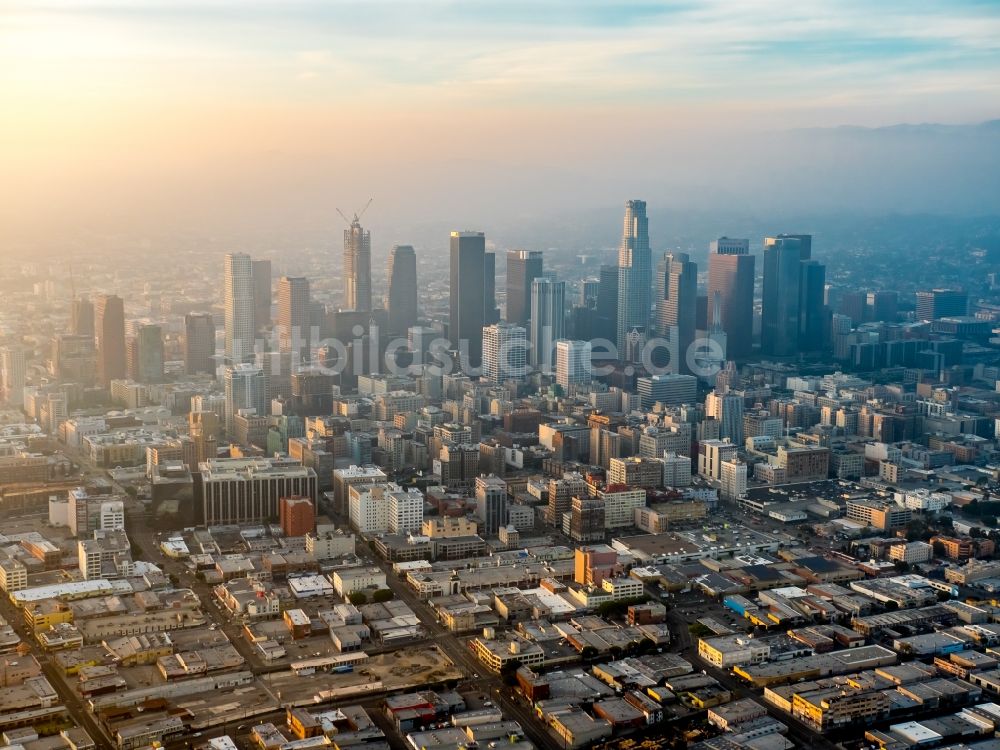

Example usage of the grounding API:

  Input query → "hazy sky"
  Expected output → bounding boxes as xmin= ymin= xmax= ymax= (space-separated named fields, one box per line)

xmin=4 ymin=0 xmax=1000 ymax=250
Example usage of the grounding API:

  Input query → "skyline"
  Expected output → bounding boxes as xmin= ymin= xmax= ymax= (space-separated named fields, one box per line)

xmin=3 ymin=1 xmax=1000 ymax=250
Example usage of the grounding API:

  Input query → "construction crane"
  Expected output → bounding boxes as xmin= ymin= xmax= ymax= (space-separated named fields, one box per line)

xmin=336 ymin=197 xmax=374 ymax=227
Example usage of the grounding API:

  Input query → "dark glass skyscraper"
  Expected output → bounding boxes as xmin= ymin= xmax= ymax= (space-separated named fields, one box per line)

xmin=71 ymin=297 xmax=94 ymax=337
xmin=251 ymin=259 xmax=271 ymax=333
xmin=761 ymin=236 xmax=804 ymax=357
xmin=449 ymin=231 xmax=487 ymax=368
xmin=94 ymin=294 xmax=126 ymax=386
xmin=184 ymin=312 xmax=216 ymax=376
xmin=505 ymin=249 xmax=543 ymax=327
xmin=596 ymin=264 xmax=619 ymax=342
xmin=707 ymin=237 xmax=755 ymax=360
xmin=484 ymin=251 xmax=499 ymax=324
xmin=277 ymin=276 xmax=311 ymax=363
xmin=386 ymin=245 xmax=418 ymax=336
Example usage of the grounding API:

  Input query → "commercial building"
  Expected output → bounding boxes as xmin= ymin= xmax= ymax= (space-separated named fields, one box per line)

xmin=200 ymin=457 xmax=318 ymax=526
xmin=279 ymin=496 xmax=315 ymax=537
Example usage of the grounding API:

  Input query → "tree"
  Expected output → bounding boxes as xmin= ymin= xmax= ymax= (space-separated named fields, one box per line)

xmin=636 ymin=638 xmax=656 ymax=655
xmin=372 ymin=589 xmax=394 ymax=603
xmin=581 ymin=646 xmax=598 ymax=662
xmin=348 ymin=591 xmax=368 ymax=606
xmin=608 ymin=646 xmax=623 ymax=661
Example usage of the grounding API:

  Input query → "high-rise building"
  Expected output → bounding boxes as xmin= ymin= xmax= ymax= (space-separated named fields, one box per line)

xmin=344 ymin=215 xmax=372 ymax=312
xmin=555 ymin=339 xmax=592 ymax=390
xmin=482 ymin=322 xmax=528 ymax=383
xmin=279 ymin=496 xmax=315 ymax=537
xmin=915 ymin=289 xmax=968 ymax=321
xmin=505 ymin=250 xmax=543 ymax=327
xmin=71 ymin=297 xmax=94 ymax=337
xmin=529 ymin=278 xmax=565 ymax=368
xmin=867 ymin=291 xmax=898 ymax=323
xmin=127 ymin=324 xmax=164 ymax=384
xmin=224 ymin=363 xmax=267 ymax=435
xmin=799 ymin=260 xmax=826 ymax=351
xmin=225 ymin=253 xmax=256 ymax=364
xmin=52 ymin=334 xmax=96 ymax=384
xmin=252 ymin=259 xmax=272 ymax=333
xmin=184 ymin=313 xmax=216 ymax=376
xmin=386 ymin=245 xmax=418 ymax=335
xmin=277 ymin=276 xmax=311 ymax=363
xmin=761 ymin=236 xmax=805 ymax=357
xmin=94 ymin=294 xmax=126 ymax=387
xmin=636 ymin=374 xmax=697 ymax=410
xmin=616 ymin=200 xmax=652 ymax=358
xmin=0 ymin=346 xmax=27 ymax=406
xmin=595 ymin=264 xmax=619 ymax=343
xmin=449 ymin=231 xmax=487 ymax=368
xmin=654 ymin=252 xmax=697 ymax=374
xmin=580 ymin=279 xmax=600 ymax=308
xmin=475 ymin=475 xmax=508 ymax=536
xmin=200 ymin=457 xmax=317 ymax=526
xmin=707 ymin=238 xmax=755 ymax=360
xmin=706 ymin=390 xmax=744 ymax=445
xmin=484 ymin=251 xmax=499 ymax=324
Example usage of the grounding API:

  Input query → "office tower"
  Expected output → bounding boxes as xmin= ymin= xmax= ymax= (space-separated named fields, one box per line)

xmin=707 ymin=237 xmax=755 ymax=360
xmin=720 ymin=459 xmax=748 ymax=500
xmin=224 ymin=363 xmax=267 ymax=435
xmin=70 ymin=297 xmax=94 ymax=337
xmin=252 ymin=259 xmax=272 ymax=332
xmin=449 ymin=231 xmax=487 ymax=368
xmin=386 ymin=245 xmax=418 ymax=336
xmin=484 ymin=251 xmax=499 ymax=324
xmin=52 ymin=334 xmax=96 ymax=384
xmin=0 ymin=346 xmax=26 ymax=406
xmin=277 ymin=276 xmax=311 ymax=363
xmin=580 ymin=279 xmax=600 ymax=308
xmin=94 ymin=294 xmax=126 ymax=386
xmin=916 ymin=289 xmax=968 ymax=321
xmin=596 ymin=264 xmax=619 ymax=342
xmin=200 ymin=457 xmax=317 ymax=526
xmin=636 ymin=373 xmax=697 ymax=410
xmin=556 ymin=340 xmax=592 ymax=390
xmin=867 ymin=291 xmax=898 ymax=323
xmin=837 ymin=291 xmax=867 ymax=324
xmin=344 ymin=214 xmax=372 ymax=312
xmin=482 ymin=322 xmax=527 ymax=383
xmin=698 ymin=439 xmax=738 ymax=480
xmin=529 ymin=278 xmax=566 ymax=368
xmin=505 ymin=249 xmax=543 ymax=326
xmin=706 ymin=390 xmax=744 ymax=445
xmin=799 ymin=260 xmax=826 ymax=350
xmin=654 ymin=252 xmax=697 ymax=374
xmin=224 ymin=253 xmax=256 ymax=364
xmin=616 ymin=200 xmax=652 ymax=357
xmin=184 ymin=313 xmax=216 ymax=376
xmin=127 ymin=324 xmax=164 ymax=384
xmin=761 ymin=236 xmax=805 ymax=357
xmin=475 ymin=475 xmax=508 ymax=536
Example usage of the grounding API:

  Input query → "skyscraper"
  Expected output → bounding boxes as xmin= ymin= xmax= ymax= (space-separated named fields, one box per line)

xmin=799 ymin=259 xmax=826 ymax=351
xmin=224 ymin=363 xmax=267 ymax=434
xmin=251 ymin=259 xmax=272 ymax=333
xmin=127 ymin=324 xmax=164 ymax=384
xmin=344 ymin=215 xmax=372 ymax=312
xmin=70 ymin=297 xmax=94 ymax=337
xmin=654 ymin=252 xmax=697 ymax=374
xmin=386 ymin=245 xmax=418 ymax=336
xmin=449 ymin=231 xmax=487 ymax=369
xmin=761 ymin=236 xmax=805 ymax=357
xmin=529 ymin=278 xmax=566 ymax=368
xmin=596 ymin=264 xmax=619 ymax=342
xmin=616 ymin=200 xmax=652 ymax=358
xmin=555 ymin=339 xmax=592 ymax=390
xmin=0 ymin=346 xmax=26 ymax=406
xmin=475 ymin=475 xmax=508 ymax=536
xmin=915 ymin=289 xmax=968 ymax=321
xmin=277 ymin=276 xmax=311 ymax=363
xmin=94 ymin=294 xmax=126 ymax=386
xmin=224 ymin=253 xmax=255 ymax=364
xmin=505 ymin=249 xmax=543 ymax=327
xmin=184 ymin=313 xmax=216 ymax=376
xmin=484 ymin=252 xmax=499 ymax=324
xmin=482 ymin=322 xmax=527 ymax=383
xmin=707 ymin=237 xmax=755 ymax=360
